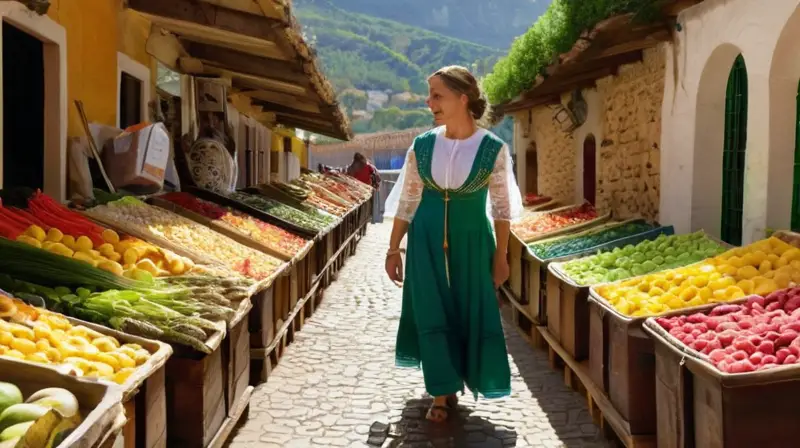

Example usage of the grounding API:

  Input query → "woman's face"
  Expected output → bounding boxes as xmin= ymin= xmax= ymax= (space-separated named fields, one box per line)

xmin=427 ymin=75 xmax=467 ymax=126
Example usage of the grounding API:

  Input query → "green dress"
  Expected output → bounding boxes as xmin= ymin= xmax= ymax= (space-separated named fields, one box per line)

xmin=395 ymin=130 xmax=512 ymax=399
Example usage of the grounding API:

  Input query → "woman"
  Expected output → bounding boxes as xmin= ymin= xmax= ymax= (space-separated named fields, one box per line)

xmin=384 ymin=65 xmax=523 ymax=422
xmin=347 ymin=152 xmax=380 ymax=188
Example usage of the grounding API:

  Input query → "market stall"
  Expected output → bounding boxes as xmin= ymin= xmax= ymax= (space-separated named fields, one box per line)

xmin=0 ymin=167 xmax=372 ymax=448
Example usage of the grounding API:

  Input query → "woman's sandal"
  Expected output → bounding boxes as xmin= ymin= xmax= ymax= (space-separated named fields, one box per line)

xmin=425 ymin=394 xmax=459 ymax=423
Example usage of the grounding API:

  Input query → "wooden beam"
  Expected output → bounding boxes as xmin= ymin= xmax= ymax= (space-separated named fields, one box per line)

xmin=275 ymin=112 xmax=335 ymax=128
xmin=224 ymin=70 xmax=307 ymax=97
xmin=197 ymin=0 xmax=285 ymax=21
xmin=128 ymin=0 xmax=287 ymax=40
xmin=187 ymin=42 xmax=307 ymax=85
xmin=178 ymin=56 xmax=205 ymax=74
xmin=251 ymin=99 xmax=327 ymax=120
xmin=242 ymin=90 xmax=321 ymax=114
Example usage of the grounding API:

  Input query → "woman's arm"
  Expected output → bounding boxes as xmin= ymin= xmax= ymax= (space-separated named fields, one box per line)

xmin=488 ymin=145 xmax=524 ymax=288
xmin=385 ymin=148 xmax=422 ymax=284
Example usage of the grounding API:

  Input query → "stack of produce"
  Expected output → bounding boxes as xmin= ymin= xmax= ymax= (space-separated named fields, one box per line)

xmin=529 ymin=221 xmax=657 ymax=260
xmin=524 ymin=194 xmax=552 ymax=206
xmin=307 ymin=172 xmax=371 ymax=202
xmin=1 ymin=295 xmax=152 ymax=383
xmin=226 ymin=191 xmax=330 ymax=233
xmin=294 ymin=176 xmax=356 ymax=209
xmin=655 ymin=287 xmax=800 ymax=373
xmin=272 ymin=182 xmax=347 ymax=217
xmin=561 ymin=232 xmax=725 ymax=285
xmin=595 ymin=237 xmax=800 ymax=317
xmin=1 ymin=191 xmax=196 ymax=278
xmin=84 ymin=197 xmax=284 ymax=281
xmin=0 ymin=239 xmax=237 ymax=352
xmin=0 ymin=382 xmax=83 ymax=446
xmin=512 ymin=203 xmax=599 ymax=242
xmin=158 ymin=192 xmax=309 ymax=259
xmin=327 ymin=172 xmax=373 ymax=198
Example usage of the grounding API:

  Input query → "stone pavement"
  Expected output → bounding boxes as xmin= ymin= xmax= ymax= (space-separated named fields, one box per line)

xmin=226 ymin=223 xmax=610 ymax=448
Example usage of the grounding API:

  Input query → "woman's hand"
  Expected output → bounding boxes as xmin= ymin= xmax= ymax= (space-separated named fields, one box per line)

xmin=386 ymin=252 xmax=404 ymax=286
xmin=493 ymin=252 xmax=509 ymax=289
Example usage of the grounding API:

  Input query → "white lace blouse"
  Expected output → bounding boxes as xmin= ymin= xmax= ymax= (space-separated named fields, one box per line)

xmin=384 ymin=127 xmax=523 ymax=223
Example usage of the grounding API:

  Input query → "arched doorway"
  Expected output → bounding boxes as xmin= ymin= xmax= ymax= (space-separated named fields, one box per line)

xmin=525 ymin=141 xmax=538 ymax=195
xmin=583 ymin=135 xmax=596 ymax=205
xmin=720 ymin=54 xmax=748 ymax=245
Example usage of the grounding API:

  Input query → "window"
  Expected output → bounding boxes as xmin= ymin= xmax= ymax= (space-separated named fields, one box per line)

xmin=721 ymin=55 xmax=748 ymax=245
xmin=116 ymin=53 xmax=150 ymax=129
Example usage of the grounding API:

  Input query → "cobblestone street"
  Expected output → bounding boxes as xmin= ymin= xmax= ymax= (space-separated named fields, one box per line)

xmin=227 ymin=223 xmax=609 ymax=448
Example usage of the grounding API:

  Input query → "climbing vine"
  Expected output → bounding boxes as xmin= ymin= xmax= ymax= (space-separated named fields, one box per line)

xmin=483 ymin=0 xmax=665 ymax=105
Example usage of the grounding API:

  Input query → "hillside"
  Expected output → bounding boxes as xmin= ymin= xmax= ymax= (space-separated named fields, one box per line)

xmin=295 ymin=2 xmax=503 ymax=94
xmin=296 ymin=0 xmax=550 ymax=49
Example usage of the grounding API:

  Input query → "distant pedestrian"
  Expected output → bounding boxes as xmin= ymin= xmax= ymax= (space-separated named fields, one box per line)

xmin=347 ymin=152 xmax=380 ymax=188
xmin=383 ymin=65 xmax=523 ymax=422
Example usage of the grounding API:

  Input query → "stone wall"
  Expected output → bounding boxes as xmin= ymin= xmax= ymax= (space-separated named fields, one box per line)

xmin=518 ymin=45 xmax=666 ymax=221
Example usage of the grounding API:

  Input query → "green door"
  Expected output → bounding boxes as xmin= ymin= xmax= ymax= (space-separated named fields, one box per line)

xmin=721 ymin=55 xmax=748 ymax=245
xmin=792 ymin=80 xmax=800 ymax=231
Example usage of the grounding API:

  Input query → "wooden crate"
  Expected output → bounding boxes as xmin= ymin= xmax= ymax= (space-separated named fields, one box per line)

xmin=0 ymin=358 xmax=126 ymax=448
xmin=546 ymin=270 xmax=591 ymax=361
xmin=645 ymin=313 xmax=800 ymax=448
xmin=533 ymin=328 xmax=656 ymax=448
xmin=589 ymin=300 xmax=610 ymax=392
xmin=223 ymin=317 xmax=251 ymax=416
xmin=165 ymin=347 xmax=227 ymax=448
xmin=122 ymin=366 xmax=167 ymax=448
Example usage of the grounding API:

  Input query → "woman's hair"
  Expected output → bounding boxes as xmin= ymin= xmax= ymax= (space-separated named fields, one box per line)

xmin=429 ymin=65 xmax=490 ymax=124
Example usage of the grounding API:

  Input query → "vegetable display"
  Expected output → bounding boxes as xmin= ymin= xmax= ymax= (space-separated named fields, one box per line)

xmin=595 ymin=237 xmax=800 ymax=317
xmin=2 ymin=191 xmax=196 ymax=278
xmin=0 ymin=296 xmax=152 ymax=383
xmin=512 ymin=203 xmax=599 ymax=242
xmin=158 ymin=192 xmax=309 ymax=259
xmin=227 ymin=192 xmax=329 ymax=233
xmin=655 ymin=287 xmax=800 ymax=373
xmin=0 ymin=383 xmax=82 ymax=447
xmin=529 ymin=221 xmax=656 ymax=260
xmin=84 ymin=197 xmax=284 ymax=281
xmin=561 ymin=232 xmax=725 ymax=286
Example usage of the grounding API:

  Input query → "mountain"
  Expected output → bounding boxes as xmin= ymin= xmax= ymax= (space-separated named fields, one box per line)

xmin=295 ymin=1 xmax=504 ymax=94
xmin=296 ymin=0 xmax=551 ymax=49
xmin=293 ymin=0 xmax=549 ymax=137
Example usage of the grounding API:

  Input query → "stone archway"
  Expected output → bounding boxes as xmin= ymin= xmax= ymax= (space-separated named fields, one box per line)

xmin=767 ymin=6 xmax=800 ymax=231
xmin=691 ymin=43 xmax=746 ymax=238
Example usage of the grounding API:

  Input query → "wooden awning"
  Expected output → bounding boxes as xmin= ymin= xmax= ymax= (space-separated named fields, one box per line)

xmin=496 ymin=0 xmax=702 ymax=115
xmin=126 ymin=0 xmax=352 ymax=140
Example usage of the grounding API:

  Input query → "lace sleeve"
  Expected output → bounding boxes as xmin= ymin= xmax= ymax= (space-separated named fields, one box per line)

xmin=383 ymin=148 xmax=424 ymax=222
xmin=488 ymin=144 xmax=524 ymax=221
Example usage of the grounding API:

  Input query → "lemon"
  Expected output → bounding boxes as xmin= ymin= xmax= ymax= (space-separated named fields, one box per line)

xmin=727 ymin=256 xmax=744 ymax=269
xmin=754 ymin=279 xmax=779 ymax=296
xmin=736 ymin=279 xmax=754 ymax=295
xmin=775 ymin=272 xmax=792 ymax=289
xmin=698 ymin=287 xmax=713 ymax=300
xmin=691 ymin=275 xmax=709 ymax=288
xmin=649 ymin=286 xmax=666 ymax=297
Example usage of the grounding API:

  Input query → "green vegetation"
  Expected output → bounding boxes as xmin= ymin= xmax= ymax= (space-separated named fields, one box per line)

xmin=297 ymin=3 xmax=501 ymax=94
xmin=484 ymin=0 xmax=664 ymax=104
xmin=352 ymin=108 xmax=432 ymax=134
xmin=295 ymin=0 xmax=549 ymax=49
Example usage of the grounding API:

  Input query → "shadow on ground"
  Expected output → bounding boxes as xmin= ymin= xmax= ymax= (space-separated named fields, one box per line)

xmin=367 ymin=396 xmax=519 ymax=447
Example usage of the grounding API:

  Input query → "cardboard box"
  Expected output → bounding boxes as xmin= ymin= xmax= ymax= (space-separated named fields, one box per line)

xmin=104 ymin=123 xmax=171 ymax=190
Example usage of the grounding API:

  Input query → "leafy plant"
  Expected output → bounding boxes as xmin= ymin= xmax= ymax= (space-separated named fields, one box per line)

xmin=484 ymin=0 xmax=665 ymax=104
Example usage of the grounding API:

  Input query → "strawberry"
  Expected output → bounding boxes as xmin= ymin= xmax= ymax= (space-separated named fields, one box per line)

xmin=709 ymin=349 xmax=727 ymax=363
xmin=682 ymin=335 xmax=695 ymax=346
xmin=775 ymin=330 xmax=798 ymax=347
xmin=693 ymin=339 xmax=708 ymax=352
xmin=762 ymin=354 xmax=778 ymax=365
xmin=765 ymin=331 xmax=781 ymax=341
xmin=780 ymin=322 xmax=800 ymax=333
xmin=746 ymin=295 xmax=766 ymax=309
xmin=691 ymin=328 xmax=703 ymax=338
xmin=656 ymin=318 xmax=674 ymax=331
xmin=733 ymin=339 xmax=757 ymax=355
xmin=718 ymin=331 xmax=737 ymax=347
xmin=732 ymin=350 xmax=748 ymax=361
xmin=749 ymin=352 xmax=764 ymax=365
xmin=784 ymin=354 xmax=798 ymax=364
xmin=706 ymin=338 xmax=722 ymax=352
xmin=729 ymin=360 xmax=756 ymax=373
xmin=776 ymin=348 xmax=791 ymax=363
xmin=687 ymin=313 xmax=708 ymax=324
xmin=758 ymin=340 xmax=775 ymax=355
xmin=711 ymin=304 xmax=742 ymax=316
xmin=717 ymin=322 xmax=740 ymax=332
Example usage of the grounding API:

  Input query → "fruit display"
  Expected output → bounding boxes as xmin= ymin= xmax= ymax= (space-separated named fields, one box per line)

xmin=654 ymin=287 xmax=800 ymax=373
xmin=595 ymin=237 xmax=800 ymax=317
xmin=227 ymin=191 xmax=330 ymax=233
xmin=512 ymin=203 xmax=600 ymax=242
xmin=0 ymin=383 xmax=82 ymax=447
xmin=258 ymin=183 xmax=348 ymax=218
xmin=1 ymin=297 xmax=152 ymax=383
xmin=1 ymin=191 xmax=196 ymax=278
xmin=158 ymin=192 xmax=309 ymax=259
xmin=524 ymin=194 xmax=552 ymax=206
xmin=528 ymin=220 xmax=657 ymax=260
xmin=561 ymin=232 xmax=726 ymax=286
xmin=84 ymin=197 xmax=284 ymax=281
xmin=0 ymin=241 xmax=238 ymax=352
